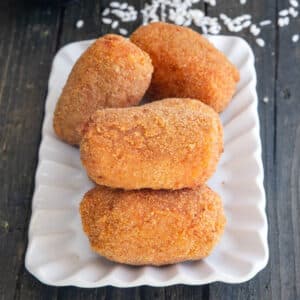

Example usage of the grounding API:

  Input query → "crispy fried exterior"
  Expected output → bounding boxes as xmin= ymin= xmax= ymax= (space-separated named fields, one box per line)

xmin=130 ymin=22 xmax=240 ymax=112
xmin=80 ymin=98 xmax=223 ymax=190
xmin=80 ymin=185 xmax=226 ymax=266
xmin=53 ymin=34 xmax=153 ymax=145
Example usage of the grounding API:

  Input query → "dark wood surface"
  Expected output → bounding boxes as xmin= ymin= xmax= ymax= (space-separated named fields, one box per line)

xmin=0 ymin=0 xmax=299 ymax=299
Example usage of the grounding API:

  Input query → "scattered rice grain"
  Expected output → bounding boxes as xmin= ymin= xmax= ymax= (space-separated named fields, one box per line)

xmin=290 ymin=0 xmax=299 ymax=7
xmin=112 ymin=20 xmax=119 ymax=29
xmin=100 ymin=0 xmax=299 ymax=45
xmin=75 ymin=19 xmax=84 ymax=29
xmin=279 ymin=9 xmax=289 ymax=16
xmin=289 ymin=7 xmax=299 ymax=17
xmin=102 ymin=8 xmax=110 ymax=16
xmin=263 ymin=97 xmax=269 ymax=103
xmin=204 ymin=0 xmax=216 ymax=6
xmin=242 ymin=20 xmax=252 ymax=28
xmin=102 ymin=18 xmax=112 ymax=24
xmin=120 ymin=3 xmax=128 ymax=9
xmin=110 ymin=2 xmax=120 ymax=8
xmin=259 ymin=20 xmax=272 ymax=26
xmin=292 ymin=34 xmax=299 ymax=42
xmin=250 ymin=24 xmax=261 ymax=36
xmin=278 ymin=17 xmax=290 ymax=27
xmin=256 ymin=38 xmax=265 ymax=47
xmin=119 ymin=28 xmax=128 ymax=35
xmin=111 ymin=9 xmax=125 ymax=18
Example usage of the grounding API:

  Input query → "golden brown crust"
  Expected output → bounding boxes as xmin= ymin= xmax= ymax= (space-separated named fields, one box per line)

xmin=80 ymin=98 xmax=223 ymax=190
xmin=53 ymin=34 xmax=153 ymax=145
xmin=130 ymin=22 xmax=240 ymax=112
xmin=80 ymin=185 xmax=226 ymax=266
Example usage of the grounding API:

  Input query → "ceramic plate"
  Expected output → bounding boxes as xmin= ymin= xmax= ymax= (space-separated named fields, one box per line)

xmin=25 ymin=36 xmax=268 ymax=287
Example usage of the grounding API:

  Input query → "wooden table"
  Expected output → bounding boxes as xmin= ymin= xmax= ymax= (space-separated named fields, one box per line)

xmin=0 ymin=0 xmax=299 ymax=299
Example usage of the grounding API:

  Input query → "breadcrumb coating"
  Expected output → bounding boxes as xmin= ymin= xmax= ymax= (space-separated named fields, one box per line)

xmin=130 ymin=22 xmax=240 ymax=112
xmin=80 ymin=185 xmax=226 ymax=266
xmin=53 ymin=34 xmax=153 ymax=145
xmin=80 ymin=98 xmax=223 ymax=190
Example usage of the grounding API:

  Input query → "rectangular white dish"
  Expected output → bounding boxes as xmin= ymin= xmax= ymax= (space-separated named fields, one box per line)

xmin=25 ymin=36 xmax=268 ymax=287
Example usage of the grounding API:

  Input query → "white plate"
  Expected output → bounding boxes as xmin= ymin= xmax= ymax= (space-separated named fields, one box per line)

xmin=25 ymin=36 xmax=268 ymax=287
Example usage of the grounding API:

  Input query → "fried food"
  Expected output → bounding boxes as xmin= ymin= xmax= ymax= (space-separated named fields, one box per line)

xmin=130 ymin=22 xmax=240 ymax=112
xmin=53 ymin=34 xmax=153 ymax=145
xmin=80 ymin=98 xmax=223 ymax=190
xmin=80 ymin=185 xmax=226 ymax=266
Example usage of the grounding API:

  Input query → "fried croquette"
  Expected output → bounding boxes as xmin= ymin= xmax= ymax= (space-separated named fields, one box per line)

xmin=80 ymin=98 xmax=223 ymax=190
xmin=130 ymin=22 xmax=240 ymax=112
xmin=53 ymin=34 xmax=153 ymax=145
xmin=80 ymin=185 xmax=226 ymax=266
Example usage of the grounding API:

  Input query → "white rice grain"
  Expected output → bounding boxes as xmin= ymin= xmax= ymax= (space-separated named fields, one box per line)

xmin=120 ymin=3 xmax=128 ymax=9
xmin=278 ymin=17 xmax=290 ymax=27
xmin=289 ymin=7 xmax=299 ymax=17
xmin=256 ymin=38 xmax=265 ymax=47
xmin=292 ymin=34 xmax=299 ymax=42
xmin=99 ymin=0 xmax=298 ymax=44
xmin=242 ymin=20 xmax=252 ymax=28
xmin=112 ymin=20 xmax=119 ymax=29
xmin=259 ymin=20 xmax=272 ymax=26
xmin=263 ymin=97 xmax=269 ymax=103
xmin=110 ymin=2 xmax=120 ymax=8
xmin=204 ymin=0 xmax=216 ymax=6
xmin=250 ymin=24 xmax=261 ymax=36
xmin=102 ymin=8 xmax=110 ymax=16
xmin=102 ymin=18 xmax=112 ymax=24
xmin=119 ymin=28 xmax=128 ymax=35
xmin=75 ymin=19 xmax=84 ymax=29
xmin=279 ymin=9 xmax=289 ymax=16
xmin=289 ymin=0 xmax=299 ymax=7
xmin=111 ymin=9 xmax=125 ymax=18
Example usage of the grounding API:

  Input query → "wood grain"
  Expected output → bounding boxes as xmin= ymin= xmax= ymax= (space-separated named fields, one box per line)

xmin=275 ymin=1 xmax=300 ymax=299
xmin=0 ymin=1 xmax=61 ymax=299
xmin=0 ymin=0 xmax=299 ymax=299
xmin=206 ymin=1 xmax=278 ymax=299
